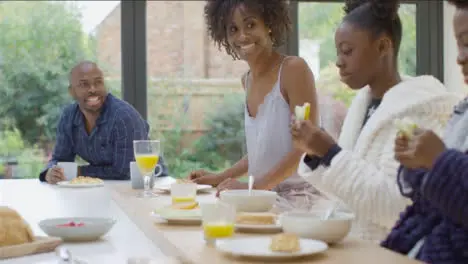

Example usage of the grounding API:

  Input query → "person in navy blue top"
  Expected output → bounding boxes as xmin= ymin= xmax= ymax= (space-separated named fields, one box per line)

xmin=39 ymin=61 xmax=168 ymax=184
xmin=381 ymin=1 xmax=468 ymax=263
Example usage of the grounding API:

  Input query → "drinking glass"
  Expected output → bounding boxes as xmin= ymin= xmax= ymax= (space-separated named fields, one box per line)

xmin=170 ymin=182 xmax=197 ymax=204
xmin=133 ymin=140 xmax=163 ymax=198
xmin=200 ymin=202 xmax=236 ymax=246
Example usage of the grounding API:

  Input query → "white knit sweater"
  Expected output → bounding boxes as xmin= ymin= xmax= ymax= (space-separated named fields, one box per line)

xmin=298 ymin=75 xmax=462 ymax=242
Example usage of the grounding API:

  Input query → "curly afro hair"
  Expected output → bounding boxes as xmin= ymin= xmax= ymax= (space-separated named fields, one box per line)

xmin=447 ymin=0 xmax=468 ymax=9
xmin=343 ymin=0 xmax=402 ymax=57
xmin=204 ymin=0 xmax=291 ymax=59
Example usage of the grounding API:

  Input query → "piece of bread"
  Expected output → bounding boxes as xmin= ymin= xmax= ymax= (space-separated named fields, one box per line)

xmin=236 ymin=212 xmax=276 ymax=225
xmin=0 ymin=206 xmax=35 ymax=247
xmin=269 ymin=233 xmax=301 ymax=253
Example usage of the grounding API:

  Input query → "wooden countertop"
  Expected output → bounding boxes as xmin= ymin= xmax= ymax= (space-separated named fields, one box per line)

xmin=110 ymin=184 xmax=423 ymax=264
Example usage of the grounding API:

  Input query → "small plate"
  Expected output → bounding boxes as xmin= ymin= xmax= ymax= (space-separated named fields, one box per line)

xmin=39 ymin=217 xmax=115 ymax=242
xmin=56 ymin=181 xmax=104 ymax=188
xmin=153 ymin=184 xmax=212 ymax=193
xmin=151 ymin=206 xmax=201 ymax=225
xmin=216 ymin=237 xmax=328 ymax=259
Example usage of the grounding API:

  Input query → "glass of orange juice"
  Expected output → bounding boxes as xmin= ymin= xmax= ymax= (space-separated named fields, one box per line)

xmin=200 ymin=202 xmax=236 ymax=246
xmin=133 ymin=140 xmax=163 ymax=198
xmin=170 ymin=183 xmax=197 ymax=204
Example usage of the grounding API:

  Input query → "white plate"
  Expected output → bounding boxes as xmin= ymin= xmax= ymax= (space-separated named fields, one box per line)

xmin=57 ymin=181 xmax=104 ymax=188
xmin=153 ymin=184 xmax=212 ymax=193
xmin=39 ymin=217 xmax=115 ymax=242
xmin=216 ymin=237 xmax=328 ymax=259
xmin=151 ymin=206 xmax=201 ymax=224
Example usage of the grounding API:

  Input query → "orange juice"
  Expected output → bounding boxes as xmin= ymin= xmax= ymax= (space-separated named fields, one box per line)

xmin=172 ymin=196 xmax=196 ymax=204
xmin=203 ymin=223 xmax=234 ymax=239
xmin=135 ymin=155 xmax=159 ymax=174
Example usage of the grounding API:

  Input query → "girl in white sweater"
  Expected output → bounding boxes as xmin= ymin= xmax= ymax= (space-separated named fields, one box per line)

xmin=291 ymin=0 xmax=461 ymax=242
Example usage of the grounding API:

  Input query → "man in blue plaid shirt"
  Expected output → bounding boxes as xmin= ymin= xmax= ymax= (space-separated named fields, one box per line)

xmin=39 ymin=61 xmax=168 ymax=184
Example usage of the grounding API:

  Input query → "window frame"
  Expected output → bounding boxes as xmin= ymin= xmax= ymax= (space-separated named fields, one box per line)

xmin=121 ymin=1 xmax=148 ymax=119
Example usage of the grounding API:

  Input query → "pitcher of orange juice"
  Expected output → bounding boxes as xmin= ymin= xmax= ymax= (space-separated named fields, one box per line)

xmin=200 ymin=202 xmax=236 ymax=246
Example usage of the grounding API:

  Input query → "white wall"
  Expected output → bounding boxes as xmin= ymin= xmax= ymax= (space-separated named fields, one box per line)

xmin=443 ymin=2 xmax=465 ymax=95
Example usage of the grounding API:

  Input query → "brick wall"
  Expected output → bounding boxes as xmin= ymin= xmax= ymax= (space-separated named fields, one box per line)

xmin=94 ymin=1 xmax=248 ymax=80
xmin=94 ymin=4 xmax=122 ymax=77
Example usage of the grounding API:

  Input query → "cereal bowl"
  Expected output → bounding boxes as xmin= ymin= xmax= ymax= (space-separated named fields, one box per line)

xmin=39 ymin=217 xmax=115 ymax=242
xmin=280 ymin=211 xmax=354 ymax=244
xmin=219 ymin=190 xmax=277 ymax=212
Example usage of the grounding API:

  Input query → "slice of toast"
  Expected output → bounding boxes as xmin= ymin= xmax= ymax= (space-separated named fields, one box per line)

xmin=269 ymin=233 xmax=301 ymax=253
xmin=235 ymin=212 xmax=276 ymax=225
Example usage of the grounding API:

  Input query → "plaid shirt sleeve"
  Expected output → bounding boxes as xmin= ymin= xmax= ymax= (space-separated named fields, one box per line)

xmin=39 ymin=108 xmax=76 ymax=181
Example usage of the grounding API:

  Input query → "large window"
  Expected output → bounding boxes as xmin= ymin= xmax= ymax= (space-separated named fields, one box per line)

xmin=0 ymin=1 xmax=121 ymax=179
xmin=145 ymin=1 xmax=248 ymax=177
xmin=135 ymin=1 xmax=441 ymax=177
xmin=20 ymin=1 xmax=438 ymax=180
xmin=3 ymin=1 xmax=442 ymax=180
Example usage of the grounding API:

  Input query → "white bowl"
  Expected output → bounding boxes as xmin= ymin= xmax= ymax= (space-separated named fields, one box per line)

xmin=219 ymin=190 xmax=277 ymax=212
xmin=280 ymin=211 xmax=354 ymax=244
xmin=39 ymin=217 xmax=116 ymax=242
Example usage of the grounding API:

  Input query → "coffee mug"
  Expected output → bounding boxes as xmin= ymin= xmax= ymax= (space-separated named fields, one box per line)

xmin=57 ymin=162 xmax=78 ymax=181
